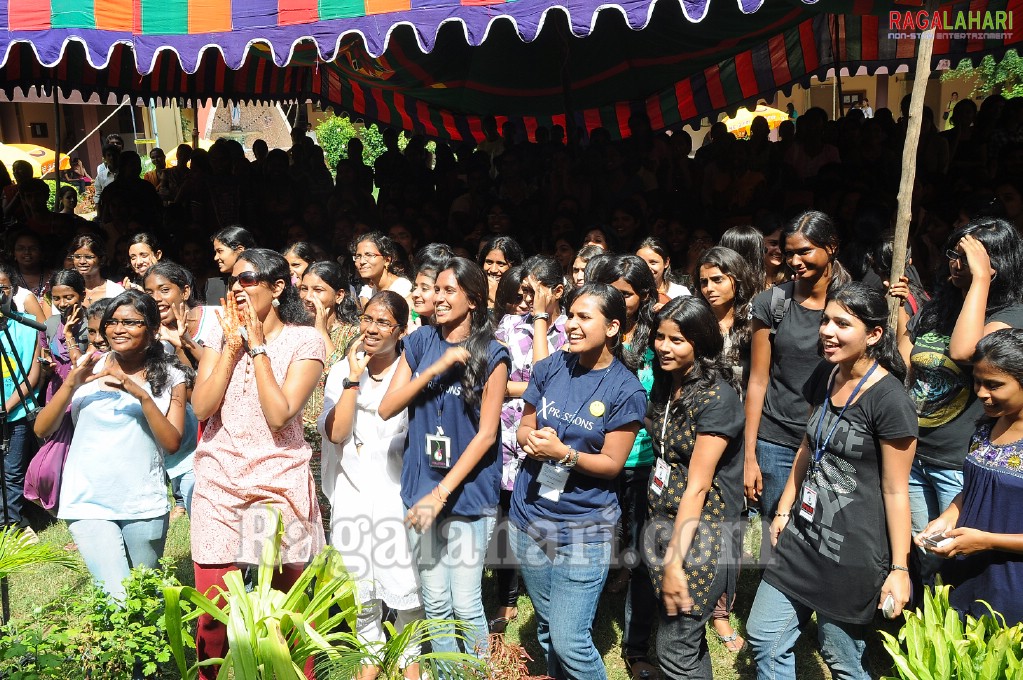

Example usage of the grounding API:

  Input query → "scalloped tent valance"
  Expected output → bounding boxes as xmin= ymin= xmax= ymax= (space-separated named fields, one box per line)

xmin=0 ymin=0 xmax=1019 ymax=141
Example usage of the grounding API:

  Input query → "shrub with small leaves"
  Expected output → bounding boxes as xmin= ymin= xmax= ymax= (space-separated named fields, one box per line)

xmin=0 ymin=560 xmax=179 ymax=679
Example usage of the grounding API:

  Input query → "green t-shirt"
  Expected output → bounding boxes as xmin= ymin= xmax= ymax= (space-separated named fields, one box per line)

xmin=624 ymin=346 xmax=655 ymax=468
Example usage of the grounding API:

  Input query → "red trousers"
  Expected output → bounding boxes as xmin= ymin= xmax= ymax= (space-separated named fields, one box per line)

xmin=193 ymin=562 xmax=315 ymax=680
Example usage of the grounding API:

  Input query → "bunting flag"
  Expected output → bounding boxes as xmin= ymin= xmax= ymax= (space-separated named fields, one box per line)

xmin=0 ymin=0 xmax=1019 ymax=141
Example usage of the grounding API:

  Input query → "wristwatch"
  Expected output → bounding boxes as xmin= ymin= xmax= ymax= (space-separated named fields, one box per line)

xmin=248 ymin=344 xmax=268 ymax=358
xmin=342 ymin=377 xmax=360 ymax=390
xmin=533 ymin=312 xmax=551 ymax=322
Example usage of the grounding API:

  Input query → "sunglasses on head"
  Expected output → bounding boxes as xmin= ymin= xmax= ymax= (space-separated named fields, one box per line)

xmin=229 ymin=271 xmax=262 ymax=288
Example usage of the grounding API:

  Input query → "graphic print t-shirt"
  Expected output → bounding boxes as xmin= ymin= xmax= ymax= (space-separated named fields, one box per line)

xmin=510 ymin=352 xmax=646 ymax=545
xmin=765 ymin=364 xmax=918 ymax=625
xmin=908 ymin=304 xmax=1023 ymax=468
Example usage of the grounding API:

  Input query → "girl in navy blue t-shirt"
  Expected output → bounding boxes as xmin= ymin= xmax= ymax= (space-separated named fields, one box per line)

xmin=509 ymin=283 xmax=647 ymax=680
xmin=380 ymin=257 xmax=509 ymax=662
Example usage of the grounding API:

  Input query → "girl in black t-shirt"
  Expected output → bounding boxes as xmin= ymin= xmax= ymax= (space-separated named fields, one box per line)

xmin=747 ymin=283 xmax=916 ymax=680
xmin=646 ymin=297 xmax=744 ymax=679
xmin=745 ymin=211 xmax=851 ymax=558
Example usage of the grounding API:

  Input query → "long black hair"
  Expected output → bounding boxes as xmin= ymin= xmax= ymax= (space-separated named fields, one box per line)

xmin=50 ymin=269 xmax=86 ymax=297
xmin=522 ymin=255 xmax=567 ymax=314
xmin=915 ymin=217 xmax=1023 ymax=336
xmin=827 ymin=282 xmax=907 ymax=382
xmin=696 ymin=246 xmax=756 ymax=358
xmin=478 ymin=236 xmax=525 ymax=271
xmin=100 ymin=290 xmax=194 ymax=396
xmin=236 ymin=249 xmax=311 ymax=326
xmin=211 ymin=225 xmax=256 ymax=250
xmin=143 ymin=261 xmax=197 ymax=309
xmin=649 ymin=296 xmax=733 ymax=420
xmin=365 ymin=290 xmax=410 ymax=337
xmin=718 ymin=225 xmax=766 ymax=292
xmin=303 ymin=260 xmax=360 ymax=325
xmin=439 ymin=257 xmax=495 ymax=410
xmin=351 ymin=231 xmax=408 ymax=278
xmin=974 ymin=328 xmax=1023 ymax=389
xmin=584 ymin=254 xmax=657 ymax=372
xmin=565 ymin=283 xmax=629 ymax=366
xmin=781 ymin=210 xmax=851 ymax=292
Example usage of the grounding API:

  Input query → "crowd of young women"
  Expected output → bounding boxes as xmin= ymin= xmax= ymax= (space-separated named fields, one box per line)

xmin=3 ymin=202 xmax=1023 ymax=680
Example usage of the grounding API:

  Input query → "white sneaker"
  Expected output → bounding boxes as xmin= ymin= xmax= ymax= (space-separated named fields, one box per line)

xmin=20 ymin=526 xmax=39 ymax=545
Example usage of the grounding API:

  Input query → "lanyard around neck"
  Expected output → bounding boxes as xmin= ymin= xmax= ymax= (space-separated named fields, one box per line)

xmin=813 ymin=361 xmax=877 ymax=463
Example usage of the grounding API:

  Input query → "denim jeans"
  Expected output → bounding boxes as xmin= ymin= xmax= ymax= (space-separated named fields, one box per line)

xmin=620 ymin=465 xmax=657 ymax=659
xmin=756 ymin=439 xmax=797 ymax=564
xmin=68 ymin=515 xmax=168 ymax=603
xmin=405 ymin=512 xmax=495 ymax=660
xmin=908 ymin=459 xmax=963 ymax=582
xmin=509 ymin=523 xmax=611 ymax=680
xmin=2 ymin=419 xmax=31 ymax=527
xmin=172 ymin=469 xmax=196 ymax=516
xmin=747 ymin=580 xmax=870 ymax=680
xmin=657 ymin=604 xmax=715 ymax=680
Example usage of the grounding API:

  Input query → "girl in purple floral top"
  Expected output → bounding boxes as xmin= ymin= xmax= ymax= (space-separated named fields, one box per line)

xmin=917 ymin=328 xmax=1023 ymax=625
xmin=490 ymin=255 xmax=569 ymax=632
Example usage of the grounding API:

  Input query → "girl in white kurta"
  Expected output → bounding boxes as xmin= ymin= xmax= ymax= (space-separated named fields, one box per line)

xmin=319 ymin=291 xmax=424 ymax=674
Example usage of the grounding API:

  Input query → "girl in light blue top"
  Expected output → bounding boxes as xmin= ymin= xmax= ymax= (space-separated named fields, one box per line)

xmin=34 ymin=290 xmax=190 ymax=603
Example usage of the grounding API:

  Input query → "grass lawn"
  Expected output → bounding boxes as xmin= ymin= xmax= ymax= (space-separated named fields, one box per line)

xmin=8 ymin=515 xmax=900 ymax=679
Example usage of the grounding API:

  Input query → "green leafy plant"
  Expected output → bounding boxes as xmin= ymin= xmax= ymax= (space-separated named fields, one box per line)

xmin=0 ymin=560 xmax=178 ymax=679
xmin=942 ymin=50 xmax=1023 ymax=100
xmin=315 ymin=115 xmax=408 ymax=170
xmin=163 ymin=509 xmax=360 ymax=679
xmin=0 ymin=526 xmax=76 ymax=579
xmin=316 ymin=618 xmax=487 ymax=680
xmin=880 ymin=583 xmax=1023 ymax=679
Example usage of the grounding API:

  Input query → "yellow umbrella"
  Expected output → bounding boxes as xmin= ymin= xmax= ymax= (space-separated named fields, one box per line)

xmin=165 ymin=139 xmax=213 ymax=167
xmin=5 ymin=143 xmax=71 ymax=177
xmin=722 ymin=105 xmax=788 ymax=139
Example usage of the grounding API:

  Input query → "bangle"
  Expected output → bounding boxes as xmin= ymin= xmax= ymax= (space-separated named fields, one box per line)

xmin=559 ymin=448 xmax=573 ymax=465
xmin=890 ymin=564 xmax=909 ymax=573
xmin=569 ymin=448 xmax=580 ymax=468
xmin=431 ymin=487 xmax=447 ymax=504
xmin=533 ymin=312 xmax=550 ymax=322
xmin=775 ymin=512 xmax=790 ymax=518
xmin=437 ymin=481 xmax=452 ymax=500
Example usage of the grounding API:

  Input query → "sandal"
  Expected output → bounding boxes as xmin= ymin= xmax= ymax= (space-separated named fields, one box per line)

xmin=713 ymin=629 xmax=747 ymax=653
xmin=623 ymin=655 xmax=659 ymax=679
xmin=488 ymin=607 xmax=518 ymax=634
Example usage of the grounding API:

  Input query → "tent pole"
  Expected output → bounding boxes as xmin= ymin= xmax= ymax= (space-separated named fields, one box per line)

xmin=54 ymin=86 xmax=61 ymax=197
xmin=888 ymin=0 xmax=938 ymax=328
xmin=831 ymin=15 xmax=846 ymax=117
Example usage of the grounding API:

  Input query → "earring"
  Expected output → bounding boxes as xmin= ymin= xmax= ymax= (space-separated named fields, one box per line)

xmin=271 ymin=298 xmax=280 ymax=308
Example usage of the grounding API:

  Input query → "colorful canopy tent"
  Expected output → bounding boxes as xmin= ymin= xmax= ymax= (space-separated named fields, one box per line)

xmin=0 ymin=0 xmax=1020 ymax=142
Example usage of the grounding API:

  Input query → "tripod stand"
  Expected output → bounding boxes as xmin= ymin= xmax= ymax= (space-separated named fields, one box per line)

xmin=0 ymin=299 xmax=46 ymax=624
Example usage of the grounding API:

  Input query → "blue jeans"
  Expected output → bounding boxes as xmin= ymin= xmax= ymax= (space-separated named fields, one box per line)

xmin=68 ymin=515 xmax=168 ymax=603
xmin=747 ymin=580 xmax=870 ymax=680
xmin=908 ymin=459 xmax=963 ymax=582
xmin=756 ymin=439 xmax=797 ymax=564
xmin=405 ymin=513 xmax=495 ymax=660
xmin=172 ymin=469 xmax=196 ymax=516
xmin=509 ymin=523 xmax=611 ymax=680
xmin=2 ymin=419 xmax=31 ymax=527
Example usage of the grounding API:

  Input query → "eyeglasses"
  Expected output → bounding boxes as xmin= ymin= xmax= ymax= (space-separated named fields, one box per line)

xmin=352 ymin=253 xmax=382 ymax=263
xmin=103 ymin=318 xmax=147 ymax=329
xmin=0 ymin=285 xmax=12 ymax=294
xmin=71 ymin=254 xmax=97 ymax=262
xmin=228 ymin=271 xmax=262 ymax=288
xmin=945 ymin=249 xmax=964 ymax=263
xmin=358 ymin=314 xmax=399 ymax=331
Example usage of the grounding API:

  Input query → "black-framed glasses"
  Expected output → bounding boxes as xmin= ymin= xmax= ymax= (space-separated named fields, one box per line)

xmin=945 ymin=249 xmax=964 ymax=263
xmin=104 ymin=318 xmax=147 ymax=329
xmin=358 ymin=314 xmax=398 ymax=331
xmin=228 ymin=271 xmax=262 ymax=288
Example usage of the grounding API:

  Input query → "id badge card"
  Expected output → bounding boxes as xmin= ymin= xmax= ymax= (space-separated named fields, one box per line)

xmin=538 ymin=463 xmax=570 ymax=501
xmin=799 ymin=484 xmax=818 ymax=521
xmin=651 ymin=458 xmax=671 ymax=496
xmin=426 ymin=433 xmax=452 ymax=469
